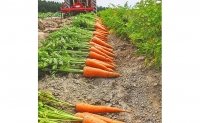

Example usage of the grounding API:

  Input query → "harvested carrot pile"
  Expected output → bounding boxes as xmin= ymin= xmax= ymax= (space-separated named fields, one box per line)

xmin=38 ymin=13 xmax=119 ymax=78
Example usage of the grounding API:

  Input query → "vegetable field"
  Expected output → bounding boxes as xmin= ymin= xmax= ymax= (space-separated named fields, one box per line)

xmin=38 ymin=12 xmax=61 ymax=19
xmin=98 ymin=0 xmax=161 ymax=69
xmin=38 ymin=0 xmax=162 ymax=123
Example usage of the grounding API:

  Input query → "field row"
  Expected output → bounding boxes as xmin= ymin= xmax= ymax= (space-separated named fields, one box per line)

xmin=98 ymin=0 xmax=162 ymax=69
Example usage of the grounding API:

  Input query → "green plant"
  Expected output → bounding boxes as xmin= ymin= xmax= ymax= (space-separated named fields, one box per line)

xmin=98 ymin=0 xmax=162 ymax=69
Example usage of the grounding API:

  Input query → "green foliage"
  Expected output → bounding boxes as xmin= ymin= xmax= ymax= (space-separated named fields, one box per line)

xmin=38 ymin=26 xmax=93 ymax=76
xmin=38 ymin=12 xmax=61 ymax=19
xmin=72 ymin=13 xmax=97 ymax=31
xmin=98 ymin=0 xmax=162 ymax=70
xmin=38 ymin=91 xmax=83 ymax=122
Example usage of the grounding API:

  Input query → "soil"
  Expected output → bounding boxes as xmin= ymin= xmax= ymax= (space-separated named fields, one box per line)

xmin=38 ymin=17 xmax=162 ymax=123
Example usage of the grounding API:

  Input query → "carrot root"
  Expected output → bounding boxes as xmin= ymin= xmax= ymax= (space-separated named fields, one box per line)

xmin=89 ymin=51 xmax=113 ymax=63
xmin=83 ymin=66 xmax=120 ymax=78
xmin=76 ymin=102 xmax=130 ymax=113
xmin=82 ymin=115 xmax=107 ymax=123
xmin=92 ymin=37 xmax=113 ymax=49
xmin=75 ymin=112 xmax=125 ymax=123
xmin=85 ymin=59 xmax=113 ymax=72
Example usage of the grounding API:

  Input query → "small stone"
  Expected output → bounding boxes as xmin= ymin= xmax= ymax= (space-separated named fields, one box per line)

xmin=141 ymin=104 xmax=145 ymax=108
xmin=87 ymin=96 xmax=92 ymax=101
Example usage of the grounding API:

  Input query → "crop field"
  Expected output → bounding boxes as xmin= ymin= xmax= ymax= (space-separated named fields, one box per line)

xmin=38 ymin=12 xmax=61 ymax=19
xmin=38 ymin=0 xmax=162 ymax=122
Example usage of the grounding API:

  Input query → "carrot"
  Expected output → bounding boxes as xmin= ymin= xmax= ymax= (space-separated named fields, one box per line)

xmin=76 ymin=102 xmax=130 ymax=113
xmin=85 ymin=59 xmax=114 ymax=72
xmin=75 ymin=112 xmax=125 ymax=123
xmin=96 ymin=29 xmax=109 ymax=34
xmin=83 ymin=66 xmax=120 ymax=77
xmin=82 ymin=115 xmax=106 ymax=123
xmin=91 ymin=37 xmax=113 ymax=49
xmin=92 ymin=59 xmax=116 ymax=70
xmin=95 ymin=20 xmax=107 ymax=29
xmin=94 ymin=23 xmax=107 ymax=32
xmin=94 ymin=34 xmax=108 ymax=42
xmin=93 ymin=33 xmax=108 ymax=40
xmin=93 ymin=31 xmax=108 ymax=37
xmin=94 ymin=31 xmax=107 ymax=36
xmin=94 ymin=46 xmax=115 ymax=57
xmin=103 ymin=61 xmax=116 ymax=67
xmin=96 ymin=24 xmax=107 ymax=31
xmin=97 ymin=24 xmax=107 ymax=30
xmin=107 ymin=68 xmax=115 ymax=72
xmin=90 ymin=47 xmax=114 ymax=60
xmin=89 ymin=42 xmax=112 ymax=52
xmin=89 ymin=51 xmax=113 ymax=63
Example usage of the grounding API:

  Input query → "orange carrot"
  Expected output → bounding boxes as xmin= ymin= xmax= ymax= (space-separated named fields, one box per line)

xmin=91 ymin=37 xmax=113 ymax=49
xmin=93 ymin=33 xmax=107 ymax=40
xmin=107 ymin=68 xmax=115 ymax=72
xmin=94 ymin=46 xmax=115 ymax=57
xmin=94 ymin=31 xmax=107 ymax=36
xmin=97 ymin=24 xmax=107 ymax=30
xmin=83 ymin=66 xmax=120 ymax=77
xmin=76 ymin=102 xmax=129 ymax=113
xmin=94 ymin=23 xmax=107 ymax=32
xmin=96 ymin=29 xmax=109 ymax=34
xmin=94 ymin=35 xmax=108 ymax=42
xmin=95 ymin=20 xmax=107 ymax=29
xmin=75 ymin=112 xmax=125 ymax=123
xmin=93 ymin=31 xmax=108 ymax=37
xmin=85 ymin=59 xmax=114 ymax=72
xmin=90 ymin=47 xmax=114 ymax=60
xmin=82 ymin=115 xmax=107 ymax=123
xmin=92 ymin=59 xmax=116 ymax=70
xmin=95 ymin=33 xmax=108 ymax=37
xmin=103 ymin=61 xmax=115 ymax=66
xmin=89 ymin=42 xmax=113 ymax=53
xmin=89 ymin=51 xmax=113 ymax=63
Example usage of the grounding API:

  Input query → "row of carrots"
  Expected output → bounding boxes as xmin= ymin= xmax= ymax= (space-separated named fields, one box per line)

xmin=73 ymin=18 xmax=124 ymax=122
xmin=73 ymin=18 xmax=125 ymax=122
xmin=82 ymin=17 xmax=120 ymax=78
xmin=39 ymin=14 xmax=120 ymax=78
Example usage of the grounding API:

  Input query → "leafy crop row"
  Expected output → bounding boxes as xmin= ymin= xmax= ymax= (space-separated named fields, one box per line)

xmin=38 ymin=13 xmax=119 ymax=78
xmin=98 ymin=0 xmax=162 ymax=70
xmin=38 ymin=12 xmax=61 ymax=19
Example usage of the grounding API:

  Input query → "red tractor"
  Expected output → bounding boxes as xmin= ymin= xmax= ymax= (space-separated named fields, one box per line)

xmin=60 ymin=0 xmax=97 ymax=18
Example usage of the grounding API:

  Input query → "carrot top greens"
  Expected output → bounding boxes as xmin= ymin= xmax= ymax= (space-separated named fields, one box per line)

xmin=38 ymin=91 xmax=83 ymax=123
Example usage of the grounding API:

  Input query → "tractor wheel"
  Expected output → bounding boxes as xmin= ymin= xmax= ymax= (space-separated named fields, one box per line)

xmin=91 ymin=0 xmax=97 ymax=13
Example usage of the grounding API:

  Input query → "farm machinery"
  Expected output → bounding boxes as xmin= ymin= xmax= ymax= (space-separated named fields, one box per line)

xmin=60 ymin=0 xmax=97 ymax=18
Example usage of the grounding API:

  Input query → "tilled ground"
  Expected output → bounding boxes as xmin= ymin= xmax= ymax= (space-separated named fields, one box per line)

xmin=38 ymin=18 xmax=162 ymax=123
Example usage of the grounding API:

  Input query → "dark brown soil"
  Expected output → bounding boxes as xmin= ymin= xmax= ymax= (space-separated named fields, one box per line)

xmin=38 ymin=18 xmax=162 ymax=123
